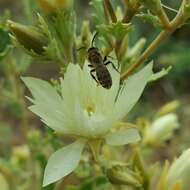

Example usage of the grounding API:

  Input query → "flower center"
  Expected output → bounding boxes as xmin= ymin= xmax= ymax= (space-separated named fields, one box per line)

xmin=86 ymin=104 xmax=96 ymax=116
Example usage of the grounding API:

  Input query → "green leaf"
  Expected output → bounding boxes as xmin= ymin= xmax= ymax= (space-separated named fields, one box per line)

xmin=43 ymin=139 xmax=86 ymax=187
xmin=115 ymin=63 xmax=153 ymax=119
xmin=0 ymin=27 xmax=11 ymax=60
xmin=79 ymin=176 xmax=108 ymax=190
xmin=90 ymin=0 xmax=105 ymax=25
xmin=97 ymin=22 xmax=132 ymax=40
xmin=136 ymin=13 xmax=161 ymax=27
xmin=8 ymin=20 xmax=49 ymax=55
xmin=184 ymin=4 xmax=190 ymax=20
xmin=105 ymin=127 xmax=140 ymax=146
xmin=48 ymin=9 xmax=76 ymax=62
xmin=0 ymin=28 xmax=10 ymax=52
xmin=149 ymin=66 xmax=171 ymax=82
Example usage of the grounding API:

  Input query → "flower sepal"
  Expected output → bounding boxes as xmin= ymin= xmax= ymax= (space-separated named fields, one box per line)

xmin=106 ymin=164 xmax=142 ymax=187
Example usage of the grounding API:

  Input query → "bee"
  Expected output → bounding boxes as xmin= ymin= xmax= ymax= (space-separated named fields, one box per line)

xmin=87 ymin=33 xmax=119 ymax=89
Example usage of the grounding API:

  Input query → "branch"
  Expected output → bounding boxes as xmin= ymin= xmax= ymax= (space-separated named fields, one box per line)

xmin=121 ymin=4 xmax=185 ymax=80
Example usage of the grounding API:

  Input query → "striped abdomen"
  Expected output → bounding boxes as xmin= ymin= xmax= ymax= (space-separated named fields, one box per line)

xmin=96 ymin=65 xmax=112 ymax=89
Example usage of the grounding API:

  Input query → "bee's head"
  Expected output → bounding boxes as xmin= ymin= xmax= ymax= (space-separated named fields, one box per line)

xmin=87 ymin=47 xmax=99 ymax=54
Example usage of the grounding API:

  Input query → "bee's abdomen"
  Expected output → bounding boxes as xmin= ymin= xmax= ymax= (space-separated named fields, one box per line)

xmin=96 ymin=65 xmax=112 ymax=89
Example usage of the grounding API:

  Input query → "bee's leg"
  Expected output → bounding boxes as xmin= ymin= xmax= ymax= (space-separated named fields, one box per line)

xmin=104 ymin=60 xmax=120 ymax=73
xmin=88 ymin=64 xmax=93 ymax=67
xmin=103 ymin=56 xmax=107 ymax=62
xmin=104 ymin=55 xmax=116 ymax=61
xmin=90 ymin=69 xmax=99 ymax=84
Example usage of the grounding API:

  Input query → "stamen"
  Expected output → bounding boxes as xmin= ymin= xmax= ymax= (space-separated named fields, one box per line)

xmin=86 ymin=104 xmax=96 ymax=116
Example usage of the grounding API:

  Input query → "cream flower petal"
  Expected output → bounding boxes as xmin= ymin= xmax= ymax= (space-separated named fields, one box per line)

xmin=22 ymin=62 xmax=152 ymax=138
xmin=61 ymin=63 xmax=120 ymax=117
xmin=22 ymin=77 xmax=70 ymax=132
xmin=167 ymin=148 xmax=190 ymax=190
xmin=105 ymin=122 xmax=141 ymax=146
xmin=105 ymin=128 xmax=141 ymax=146
xmin=22 ymin=77 xmax=62 ymax=105
xmin=43 ymin=139 xmax=86 ymax=187
xmin=58 ymin=63 xmax=120 ymax=137
xmin=114 ymin=63 xmax=153 ymax=120
xmin=22 ymin=77 xmax=69 ymax=132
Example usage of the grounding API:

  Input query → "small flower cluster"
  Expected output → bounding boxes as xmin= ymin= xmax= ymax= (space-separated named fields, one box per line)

xmin=6 ymin=0 xmax=190 ymax=189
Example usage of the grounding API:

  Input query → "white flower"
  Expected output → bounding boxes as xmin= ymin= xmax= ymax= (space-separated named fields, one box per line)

xmin=167 ymin=148 xmax=190 ymax=190
xmin=22 ymin=62 xmax=153 ymax=186
xmin=144 ymin=113 xmax=179 ymax=145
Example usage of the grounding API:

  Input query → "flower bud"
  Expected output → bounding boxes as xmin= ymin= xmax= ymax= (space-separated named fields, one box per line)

xmin=11 ymin=145 xmax=30 ymax=164
xmin=167 ymin=148 xmax=190 ymax=190
xmin=156 ymin=101 xmax=180 ymax=117
xmin=144 ymin=113 xmax=179 ymax=146
xmin=7 ymin=20 xmax=48 ymax=55
xmin=182 ymin=1 xmax=190 ymax=21
xmin=106 ymin=165 xmax=142 ymax=187
xmin=27 ymin=129 xmax=41 ymax=145
xmin=38 ymin=0 xmax=73 ymax=14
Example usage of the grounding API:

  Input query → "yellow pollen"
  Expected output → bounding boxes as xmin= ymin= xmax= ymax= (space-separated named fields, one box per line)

xmin=86 ymin=104 xmax=96 ymax=116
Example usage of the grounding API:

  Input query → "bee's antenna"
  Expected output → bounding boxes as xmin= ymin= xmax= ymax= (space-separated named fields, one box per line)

xmin=91 ymin=32 xmax=99 ymax=47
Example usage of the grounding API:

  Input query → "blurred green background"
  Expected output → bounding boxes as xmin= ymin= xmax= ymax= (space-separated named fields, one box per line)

xmin=0 ymin=0 xmax=190 ymax=190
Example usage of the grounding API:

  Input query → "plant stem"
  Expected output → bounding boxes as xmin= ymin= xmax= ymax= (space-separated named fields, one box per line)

xmin=122 ymin=0 xmax=140 ymax=23
xmin=7 ymin=55 xmax=28 ymax=139
xmin=103 ymin=0 xmax=117 ymax=23
xmin=121 ymin=30 xmax=170 ymax=80
xmin=158 ymin=8 xmax=170 ymax=29
xmin=121 ymin=4 xmax=185 ymax=80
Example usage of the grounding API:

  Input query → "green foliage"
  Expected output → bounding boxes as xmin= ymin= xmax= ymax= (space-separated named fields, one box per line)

xmin=90 ymin=0 xmax=106 ymax=25
xmin=183 ymin=3 xmax=190 ymax=20
xmin=140 ymin=0 xmax=162 ymax=15
xmin=136 ymin=12 xmax=161 ymax=28
xmin=8 ymin=20 xmax=49 ymax=54
xmin=149 ymin=66 xmax=172 ymax=82
xmin=79 ymin=176 xmax=108 ymax=190
xmin=97 ymin=22 xmax=132 ymax=41
xmin=0 ymin=27 xmax=11 ymax=61
xmin=0 ymin=173 xmax=9 ymax=190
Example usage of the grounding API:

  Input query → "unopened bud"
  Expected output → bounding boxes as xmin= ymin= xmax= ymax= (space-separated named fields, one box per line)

xmin=182 ymin=1 xmax=190 ymax=20
xmin=80 ymin=21 xmax=91 ymax=48
xmin=167 ymin=148 xmax=190 ymax=190
xmin=38 ymin=0 xmax=73 ymax=14
xmin=144 ymin=113 xmax=179 ymax=146
xmin=12 ymin=145 xmax=30 ymax=163
xmin=156 ymin=101 xmax=180 ymax=117
xmin=7 ymin=20 xmax=48 ymax=55
xmin=106 ymin=165 xmax=142 ymax=187
xmin=27 ymin=129 xmax=41 ymax=145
